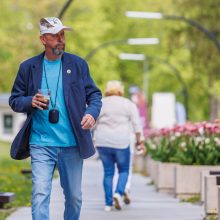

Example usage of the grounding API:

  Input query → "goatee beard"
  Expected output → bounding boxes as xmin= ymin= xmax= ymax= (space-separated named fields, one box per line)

xmin=52 ymin=44 xmax=65 ymax=56
xmin=53 ymin=48 xmax=64 ymax=56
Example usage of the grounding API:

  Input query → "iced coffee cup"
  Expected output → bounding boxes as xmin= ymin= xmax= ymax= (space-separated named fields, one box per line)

xmin=38 ymin=89 xmax=50 ymax=110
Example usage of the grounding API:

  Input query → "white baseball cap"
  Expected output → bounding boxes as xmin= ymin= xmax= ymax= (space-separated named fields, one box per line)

xmin=39 ymin=17 xmax=72 ymax=35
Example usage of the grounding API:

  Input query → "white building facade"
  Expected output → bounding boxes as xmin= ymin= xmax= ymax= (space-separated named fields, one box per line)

xmin=0 ymin=94 xmax=26 ymax=142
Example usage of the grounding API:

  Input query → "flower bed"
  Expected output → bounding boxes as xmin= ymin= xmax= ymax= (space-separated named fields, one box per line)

xmin=146 ymin=120 xmax=220 ymax=165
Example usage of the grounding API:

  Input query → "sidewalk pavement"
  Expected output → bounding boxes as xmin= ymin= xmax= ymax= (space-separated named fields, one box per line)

xmin=7 ymin=158 xmax=205 ymax=220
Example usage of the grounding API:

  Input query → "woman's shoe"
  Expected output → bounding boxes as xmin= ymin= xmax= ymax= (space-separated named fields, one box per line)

xmin=104 ymin=206 xmax=112 ymax=212
xmin=113 ymin=193 xmax=122 ymax=210
xmin=123 ymin=190 xmax=131 ymax=204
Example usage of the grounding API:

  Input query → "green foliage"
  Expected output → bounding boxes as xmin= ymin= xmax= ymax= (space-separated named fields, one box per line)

xmin=1 ymin=0 xmax=220 ymax=120
xmin=171 ymin=137 xmax=220 ymax=165
xmin=0 ymin=141 xmax=10 ymax=159
xmin=0 ymin=212 xmax=10 ymax=220
xmin=0 ymin=141 xmax=31 ymax=219
xmin=205 ymin=216 xmax=218 ymax=220
xmin=181 ymin=194 xmax=200 ymax=203
xmin=0 ymin=159 xmax=32 ymax=207
xmin=146 ymin=137 xmax=178 ymax=162
xmin=146 ymin=121 xmax=220 ymax=165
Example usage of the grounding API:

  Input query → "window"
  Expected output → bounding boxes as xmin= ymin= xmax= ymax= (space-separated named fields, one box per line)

xmin=3 ymin=114 xmax=13 ymax=134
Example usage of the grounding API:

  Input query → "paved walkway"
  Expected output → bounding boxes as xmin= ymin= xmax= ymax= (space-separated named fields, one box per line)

xmin=7 ymin=158 xmax=205 ymax=220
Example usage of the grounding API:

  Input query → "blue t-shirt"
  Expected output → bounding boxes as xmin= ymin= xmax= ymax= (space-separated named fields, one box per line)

xmin=29 ymin=58 xmax=77 ymax=147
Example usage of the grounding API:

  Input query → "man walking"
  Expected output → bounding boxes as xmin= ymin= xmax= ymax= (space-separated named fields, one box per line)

xmin=9 ymin=17 xmax=102 ymax=220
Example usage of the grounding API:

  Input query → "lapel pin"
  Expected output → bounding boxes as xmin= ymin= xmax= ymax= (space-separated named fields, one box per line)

xmin=67 ymin=69 xmax=71 ymax=74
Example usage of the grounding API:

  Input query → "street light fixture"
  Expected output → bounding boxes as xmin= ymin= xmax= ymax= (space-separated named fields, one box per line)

xmin=119 ymin=53 xmax=145 ymax=60
xmin=146 ymin=56 xmax=189 ymax=119
xmin=126 ymin=11 xmax=162 ymax=19
xmin=125 ymin=11 xmax=220 ymax=52
xmin=85 ymin=38 xmax=159 ymax=61
xmin=127 ymin=38 xmax=159 ymax=45
xmin=119 ymin=53 xmax=148 ymax=102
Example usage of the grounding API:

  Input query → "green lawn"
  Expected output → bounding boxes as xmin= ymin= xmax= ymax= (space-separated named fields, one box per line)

xmin=0 ymin=141 xmax=11 ymax=159
xmin=0 ymin=141 xmax=31 ymax=220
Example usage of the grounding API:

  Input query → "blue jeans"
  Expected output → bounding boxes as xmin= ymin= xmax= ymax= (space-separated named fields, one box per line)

xmin=97 ymin=146 xmax=130 ymax=206
xmin=30 ymin=145 xmax=83 ymax=220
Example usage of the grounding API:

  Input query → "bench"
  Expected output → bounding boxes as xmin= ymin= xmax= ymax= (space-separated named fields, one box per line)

xmin=0 ymin=192 xmax=15 ymax=208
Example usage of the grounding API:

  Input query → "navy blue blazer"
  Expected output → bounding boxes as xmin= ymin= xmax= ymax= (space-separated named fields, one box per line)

xmin=9 ymin=52 xmax=102 ymax=160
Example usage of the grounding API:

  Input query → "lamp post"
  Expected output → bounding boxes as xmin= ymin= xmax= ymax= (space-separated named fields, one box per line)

xmin=125 ymin=11 xmax=220 ymax=52
xmin=119 ymin=53 xmax=189 ymax=118
xmin=85 ymin=38 xmax=159 ymax=61
xmin=58 ymin=0 xmax=74 ymax=19
xmin=146 ymin=56 xmax=189 ymax=119
xmin=119 ymin=53 xmax=148 ymax=101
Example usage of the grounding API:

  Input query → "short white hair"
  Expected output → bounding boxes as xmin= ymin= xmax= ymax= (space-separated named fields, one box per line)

xmin=104 ymin=80 xmax=124 ymax=96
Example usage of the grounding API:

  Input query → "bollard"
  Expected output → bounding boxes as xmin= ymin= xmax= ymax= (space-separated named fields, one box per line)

xmin=216 ymin=176 xmax=220 ymax=220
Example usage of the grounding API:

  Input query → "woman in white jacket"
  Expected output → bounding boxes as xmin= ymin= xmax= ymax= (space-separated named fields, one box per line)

xmin=93 ymin=80 xmax=146 ymax=211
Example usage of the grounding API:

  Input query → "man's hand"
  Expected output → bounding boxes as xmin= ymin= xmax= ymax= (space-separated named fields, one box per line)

xmin=81 ymin=114 xmax=95 ymax=129
xmin=32 ymin=93 xmax=48 ymax=110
